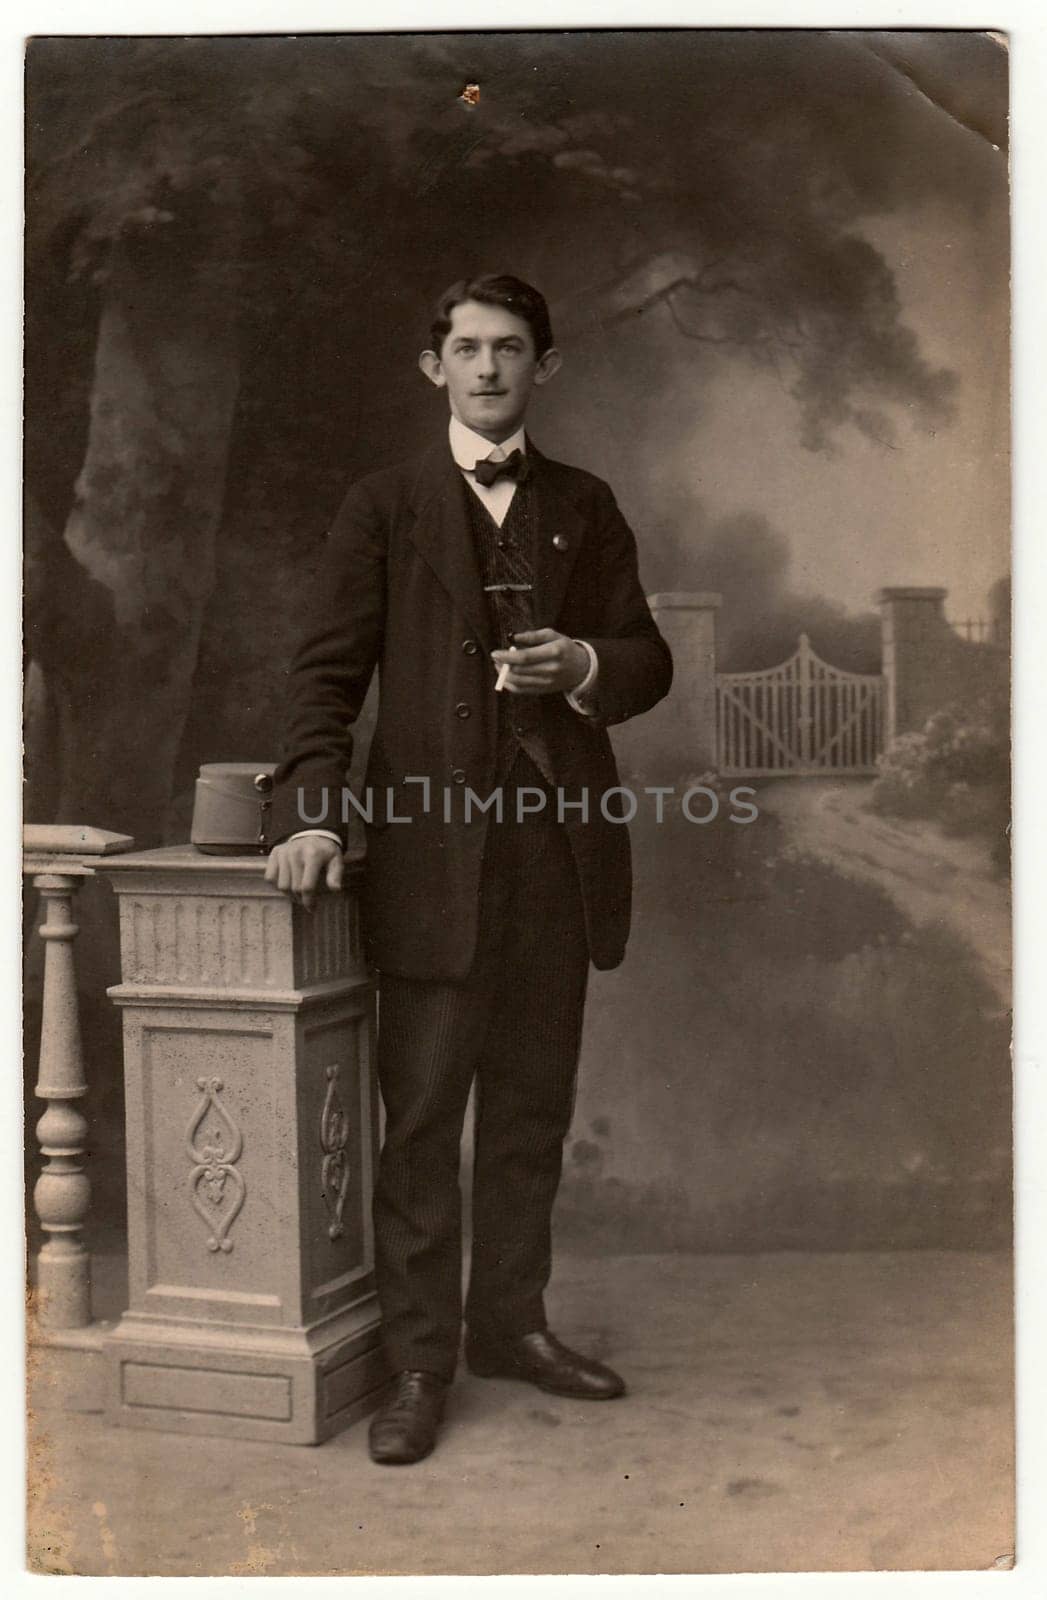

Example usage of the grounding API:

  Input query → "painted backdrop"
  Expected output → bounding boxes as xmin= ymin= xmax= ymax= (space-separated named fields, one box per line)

xmin=24 ymin=31 xmax=1010 ymax=1250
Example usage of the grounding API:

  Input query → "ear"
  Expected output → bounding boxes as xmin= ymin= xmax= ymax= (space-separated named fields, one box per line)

xmin=532 ymin=346 xmax=563 ymax=387
xmin=418 ymin=349 xmax=446 ymax=388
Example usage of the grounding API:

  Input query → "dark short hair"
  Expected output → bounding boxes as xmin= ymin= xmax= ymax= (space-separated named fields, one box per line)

xmin=430 ymin=274 xmax=554 ymax=358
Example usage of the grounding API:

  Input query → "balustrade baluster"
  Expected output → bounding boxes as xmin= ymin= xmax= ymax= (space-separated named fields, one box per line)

xmin=31 ymin=872 xmax=92 ymax=1328
xmin=23 ymin=825 xmax=133 ymax=1334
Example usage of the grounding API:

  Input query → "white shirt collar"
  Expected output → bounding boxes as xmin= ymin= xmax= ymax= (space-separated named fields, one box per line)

xmin=448 ymin=415 xmax=527 ymax=472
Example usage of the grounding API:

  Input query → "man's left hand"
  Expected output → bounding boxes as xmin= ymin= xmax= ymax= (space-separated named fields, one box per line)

xmin=492 ymin=629 xmax=589 ymax=695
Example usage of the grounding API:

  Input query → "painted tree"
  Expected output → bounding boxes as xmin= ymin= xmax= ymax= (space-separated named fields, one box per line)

xmin=25 ymin=37 xmax=432 ymax=839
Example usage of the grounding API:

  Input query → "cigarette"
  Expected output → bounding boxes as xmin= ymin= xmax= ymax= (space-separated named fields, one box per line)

xmin=495 ymin=646 xmax=517 ymax=692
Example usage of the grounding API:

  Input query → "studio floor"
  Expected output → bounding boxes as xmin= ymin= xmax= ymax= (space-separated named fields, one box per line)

xmin=27 ymin=1250 xmax=1013 ymax=1577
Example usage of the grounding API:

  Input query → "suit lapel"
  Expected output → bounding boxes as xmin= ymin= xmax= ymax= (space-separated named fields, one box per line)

xmin=404 ymin=440 xmax=589 ymax=644
xmin=406 ymin=447 xmax=495 ymax=651
xmin=529 ymin=448 xmax=586 ymax=630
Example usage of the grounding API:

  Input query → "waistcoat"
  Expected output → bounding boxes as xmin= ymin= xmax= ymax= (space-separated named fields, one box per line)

xmin=463 ymin=475 xmax=555 ymax=788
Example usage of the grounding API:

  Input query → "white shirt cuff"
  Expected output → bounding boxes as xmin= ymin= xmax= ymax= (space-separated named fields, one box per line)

xmin=287 ymin=829 xmax=342 ymax=847
xmin=565 ymin=640 xmax=599 ymax=716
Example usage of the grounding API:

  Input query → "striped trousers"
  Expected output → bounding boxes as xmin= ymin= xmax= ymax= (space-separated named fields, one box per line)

xmin=373 ymin=752 xmax=590 ymax=1380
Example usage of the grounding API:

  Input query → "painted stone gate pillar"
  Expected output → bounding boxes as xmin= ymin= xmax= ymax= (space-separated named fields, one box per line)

xmin=876 ymin=585 xmax=950 ymax=742
xmin=611 ymin=591 xmax=723 ymax=779
xmin=100 ymin=845 xmax=385 ymax=1445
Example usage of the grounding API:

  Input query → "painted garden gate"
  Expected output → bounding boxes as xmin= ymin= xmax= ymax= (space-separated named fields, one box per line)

xmin=716 ymin=632 xmax=884 ymax=777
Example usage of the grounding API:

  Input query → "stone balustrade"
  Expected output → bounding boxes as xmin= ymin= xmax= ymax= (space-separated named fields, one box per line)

xmin=23 ymin=825 xmax=135 ymax=1337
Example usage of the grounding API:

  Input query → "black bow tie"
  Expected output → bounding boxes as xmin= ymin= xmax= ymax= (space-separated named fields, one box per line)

xmin=472 ymin=449 xmax=530 ymax=488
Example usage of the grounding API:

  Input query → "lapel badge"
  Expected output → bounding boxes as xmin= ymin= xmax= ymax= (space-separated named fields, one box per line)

xmin=552 ymin=534 xmax=569 ymax=552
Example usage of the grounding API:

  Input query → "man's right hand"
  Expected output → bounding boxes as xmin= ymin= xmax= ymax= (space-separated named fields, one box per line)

xmin=264 ymin=834 xmax=344 ymax=911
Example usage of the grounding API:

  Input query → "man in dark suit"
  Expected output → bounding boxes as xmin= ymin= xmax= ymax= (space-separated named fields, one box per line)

xmin=266 ymin=274 xmax=672 ymax=1464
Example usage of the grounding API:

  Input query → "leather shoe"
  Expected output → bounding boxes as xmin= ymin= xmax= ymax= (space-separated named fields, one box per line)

xmin=465 ymin=1328 xmax=626 ymax=1400
xmin=368 ymin=1370 xmax=448 ymax=1464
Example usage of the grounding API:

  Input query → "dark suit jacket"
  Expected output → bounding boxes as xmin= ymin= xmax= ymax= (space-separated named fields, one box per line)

xmin=271 ymin=440 xmax=673 ymax=980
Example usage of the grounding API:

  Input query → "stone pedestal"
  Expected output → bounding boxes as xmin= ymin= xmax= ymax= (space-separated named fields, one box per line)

xmin=100 ymin=846 xmax=385 ymax=1445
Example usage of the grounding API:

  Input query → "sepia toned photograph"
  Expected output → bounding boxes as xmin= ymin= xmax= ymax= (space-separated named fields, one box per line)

xmin=22 ymin=27 xmax=1013 ymax=1578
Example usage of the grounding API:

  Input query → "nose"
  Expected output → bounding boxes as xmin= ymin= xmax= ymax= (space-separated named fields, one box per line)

xmin=477 ymin=344 xmax=499 ymax=381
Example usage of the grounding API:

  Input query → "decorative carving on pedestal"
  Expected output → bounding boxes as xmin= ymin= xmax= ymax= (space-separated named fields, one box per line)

xmin=319 ymin=1064 xmax=351 ymax=1241
xmin=186 ymin=1076 xmax=246 ymax=1252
